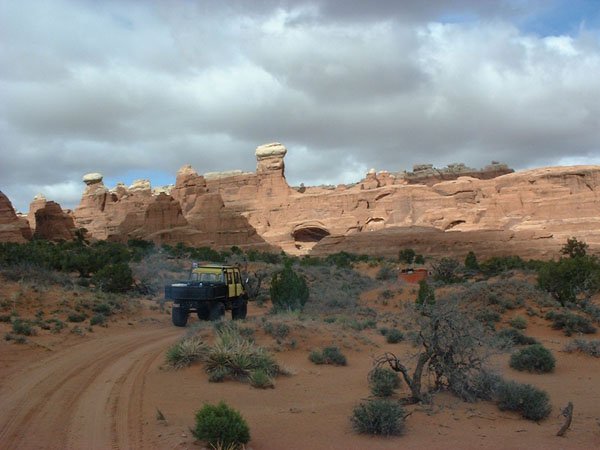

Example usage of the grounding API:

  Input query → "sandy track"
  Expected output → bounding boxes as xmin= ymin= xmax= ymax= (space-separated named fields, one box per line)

xmin=0 ymin=325 xmax=180 ymax=450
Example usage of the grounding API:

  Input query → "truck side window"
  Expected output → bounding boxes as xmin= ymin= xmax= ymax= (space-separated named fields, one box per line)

xmin=234 ymin=271 xmax=240 ymax=284
xmin=227 ymin=272 xmax=232 ymax=284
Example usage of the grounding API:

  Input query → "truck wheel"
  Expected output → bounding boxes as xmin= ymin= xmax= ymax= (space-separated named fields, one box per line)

xmin=209 ymin=303 xmax=225 ymax=321
xmin=232 ymin=302 xmax=247 ymax=320
xmin=197 ymin=304 xmax=210 ymax=321
xmin=172 ymin=305 xmax=189 ymax=327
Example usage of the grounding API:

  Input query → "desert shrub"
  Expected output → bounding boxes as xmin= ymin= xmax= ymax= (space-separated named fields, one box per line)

xmin=205 ymin=324 xmax=280 ymax=382
xmin=537 ymin=255 xmax=600 ymax=305
xmin=369 ymin=367 xmax=401 ymax=397
xmin=67 ymin=312 xmax=87 ymax=323
xmin=263 ymin=321 xmax=290 ymax=339
xmin=432 ymin=257 xmax=460 ymax=283
xmin=510 ymin=344 xmax=555 ymax=373
xmin=496 ymin=381 xmax=551 ymax=421
xmin=561 ymin=237 xmax=588 ymax=258
xmin=248 ymin=368 xmax=274 ymax=389
xmin=270 ymin=263 xmax=309 ymax=312
xmin=12 ymin=319 xmax=35 ymax=336
xmin=564 ymin=339 xmax=600 ymax=357
xmin=464 ymin=251 xmax=479 ymax=271
xmin=465 ymin=370 xmax=504 ymax=401
xmin=414 ymin=254 xmax=425 ymax=265
xmin=380 ymin=289 xmax=394 ymax=300
xmin=476 ymin=310 xmax=501 ymax=329
xmin=380 ymin=328 xmax=404 ymax=344
xmin=166 ymin=336 xmax=207 ymax=369
xmin=545 ymin=310 xmax=596 ymax=336
xmin=90 ymin=314 xmax=106 ymax=326
xmin=192 ymin=402 xmax=250 ymax=449
xmin=376 ymin=265 xmax=395 ymax=281
xmin=92 ymin=263 xmax=133 ymax=293
xmin=398 ymin=248 xmax=416 ymax=264
xmin=509 ymin=316 xmax=528 ymax=330
xmin=351 ymin=399 xmax=405 ymax=436
xmin=92 ymin=302 xmax=113 ymax=315
xmin=480 ymin=255 xmax=527 ymax=276
xmin=415 ymin=280 xmax=435 ymax=306
xmin=309 ymin=346 xmax=347 ymax=366
xmin=497 ymin=328 xmax=539 ymax=347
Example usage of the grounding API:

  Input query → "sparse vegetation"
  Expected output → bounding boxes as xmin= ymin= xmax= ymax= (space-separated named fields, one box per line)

xmin=192 ymin=402 xmax=250 ymax=449
xmin=351 ymin=399 xmax=406 ymax=436
xmin=564 ymin=339 xmax=600 ymax=357
xmin=432 ymin=257 xmax=460 ymax=283
xmin=509 ymin=316 xmax=527 ymax=330
xmin=12 ymin=319 xmax=35 ymax=336
xmin=309 ymin=346 xmax=347 ymax=366
xmin=369 ymin=367 xmax=401 ymax=397
xmin=380 ymin=328 xmax=404 ymax=344
xmin=165 ymin=336 xmax=207 ymax=369
xmin=510 ymin=344 xmax=555 ymax=373
xmin=496 ymin=381 xmax=551 ymax=421
xmin=497 ymin=328 xmax=539 ymax=347
xmin=545 ymin=310 xmax=596 ymax=336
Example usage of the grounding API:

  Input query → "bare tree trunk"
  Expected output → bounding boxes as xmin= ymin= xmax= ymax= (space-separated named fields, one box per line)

xmin=556 ymin=402 xmax=573 ymax=437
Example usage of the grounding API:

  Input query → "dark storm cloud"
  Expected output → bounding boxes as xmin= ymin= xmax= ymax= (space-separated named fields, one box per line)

xmin=0 ymin=0 xmax=599 ymax=212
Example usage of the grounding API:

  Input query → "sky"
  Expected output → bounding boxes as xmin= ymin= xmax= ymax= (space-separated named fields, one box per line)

xmin=1 ymin=0 xmax=600 ymax=213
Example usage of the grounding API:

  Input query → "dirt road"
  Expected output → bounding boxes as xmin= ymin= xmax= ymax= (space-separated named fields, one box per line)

xmin=0 ymin=324 xmax=180 ymax=450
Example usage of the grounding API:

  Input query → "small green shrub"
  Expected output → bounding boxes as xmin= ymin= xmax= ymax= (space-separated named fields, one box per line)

xmin=496 ymin=381 xmax=551 ymax=421
xmin=309 ymin=346 xmax=347 ymax=366
xmin=376 ymin=265 xmax=395 ymax=281
xmin=263 ymin=321 xmax=290 ymax=339
xmin=92 ymin=262 xmax=133 ymax=293
xmin=351 ymin=399 xmax=406 ymax=436
xmin=464 ymin=251 xmax=479 ymax=271
xmin=416 ymin=280 xmax=435 ymax=305
xmin=12 ymin=319 xmax=35 ymax=336
xmin=192 ymin=402 xmax=250 ymax=449
xmin=476 ymin=310 xmax=502 ymax=329
xmin=380 ymin=328 xmax=404 ymax=344
xmin=398 ymin=248 xmax=416 ymax=264
xmin=90 ymin=314 xmax=106 ymax=326
xmin=270 ymin=263 xmax=309 ymax=312
xmin=67 ymin=312 xmax=87 ymax=323
xmin=92 ymin=302 xmax=113 ymax=315
xmin=564 ymin=339 xmax=600 ymax=357
xmin=545 ymin=311 xmax=596 ymax=336
xmin=509 ymin=316 xmax=528 ymax=330
xmin=510 ymin=344 xmax=555 ymax=373
xmin=369 ymin=367 xmax=401 ymax=397
xmin=165 ymin=336 xmax=207 ymax=369
xmin=249 ymin=369 xmax=274 ymax=389
xmin=497 ymin=328 xmax=539 ymax=346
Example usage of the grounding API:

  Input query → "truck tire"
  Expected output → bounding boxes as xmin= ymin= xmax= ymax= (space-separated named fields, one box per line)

xmin=172 ymin=305 xmax=189 ymax=327
xmin=232 ymin=302 xmax=247 ymax=320
xmin=197 ymin=304 xmax=210 ymax=321
xmin=209 ymin=303 xmax=225 ymax=321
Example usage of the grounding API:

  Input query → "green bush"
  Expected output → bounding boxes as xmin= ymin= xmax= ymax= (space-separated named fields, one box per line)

xmin=309 ymin=346 xmax=347 ymax=366
xmin=398 ymin=248 xmax=416 ymax=264
xmin=380 ymin=328 xmax=404 ymax=344
xmin=351 ymin=399 xmax=406 ymax=436
xmin=509 ymin=316 xmax=528 ymax=330
xmin=249 ymin=369 xmax=274 ymax=389
xmin=12 ymin=319 xmax=35 ymax=336
xmin=510 ymin=344 xmax=555 ymax=373
xmin=67 ymin=312 xmax=87 ymax=323
xmin=497 ymin=328 xmax=539 ymax=346
xmin=564 ymin=339 xmax=600 ymax=357
xmin=270 ymin=263 xmax=309 ymax=312
xmin=192 ymin=402 xmax=250 ymax=449
xmin=369 ymin=367 xmax=401 ymax=397
xmin=90 ymin=314 xmax=106 ymax=326
xmin=537 ymin=255 xmax=600 ymax=305
xmin=464 ymin=251 xmax=479 ymax=271
xmin=205 ymin=324 xmax=280 ymax=382
xmin=496 ymin=381 xmax=551 ymax=421
xmin=416 ymin=280 xmax=435 ymax=306
xmin=545 ymin=311 xmax=596 ymax=336
xmin=165 ymin=336 xmax=207 ymax=369
xmin=432 ymin=257 xmax=460 ymax=283
xmin=92 ymin=263 xmax=133 ymax=293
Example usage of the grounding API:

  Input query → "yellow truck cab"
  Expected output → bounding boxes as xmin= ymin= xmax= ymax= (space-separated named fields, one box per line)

xmin=165 ymin=264 xmax=248 ymax=327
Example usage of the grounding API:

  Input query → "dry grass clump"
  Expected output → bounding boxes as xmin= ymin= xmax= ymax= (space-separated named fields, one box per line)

xmin=165 ymin=336 xmax=207 ymax=369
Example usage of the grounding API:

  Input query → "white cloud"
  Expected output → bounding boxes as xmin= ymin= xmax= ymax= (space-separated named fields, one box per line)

xmin=0 ymin=0 xmax=599 ymax=213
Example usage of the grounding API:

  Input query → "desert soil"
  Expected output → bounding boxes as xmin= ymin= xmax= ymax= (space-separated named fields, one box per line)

xmin=1 ymin=289 xmax=600 ymax=449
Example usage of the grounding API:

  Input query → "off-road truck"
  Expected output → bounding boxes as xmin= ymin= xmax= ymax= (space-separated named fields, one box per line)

xmin=165 ymin=264 xmax=248 ymax=327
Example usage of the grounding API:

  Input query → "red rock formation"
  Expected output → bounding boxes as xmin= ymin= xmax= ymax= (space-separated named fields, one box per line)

xmin=0 ymin=191 xmax=31 ymax=242
xmin=33 ymin=201 xmax=76 ymax=241
xmin=58 ymin=143 xmax=600 ymax=260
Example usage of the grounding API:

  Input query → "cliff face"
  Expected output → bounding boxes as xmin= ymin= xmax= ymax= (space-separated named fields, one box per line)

xmin=4 ymin=143 xmax=599 ymax=259
xmin=0 ymin=191 xmax=31 ymax=242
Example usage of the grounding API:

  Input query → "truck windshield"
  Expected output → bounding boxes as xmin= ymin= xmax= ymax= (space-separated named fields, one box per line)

xmin=191 ymin=272 xmax=224 ymax=283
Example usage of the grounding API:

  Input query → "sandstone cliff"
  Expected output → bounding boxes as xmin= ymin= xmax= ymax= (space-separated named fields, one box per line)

xmin=5 ymin=142 xmax=599 ymax=260
xmin=0 ymin=191 xmax=31 ymax=242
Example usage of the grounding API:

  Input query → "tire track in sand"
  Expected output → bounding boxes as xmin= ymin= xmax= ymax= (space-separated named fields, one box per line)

xmin=0 ymin=326 xmax=180 ymax=450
